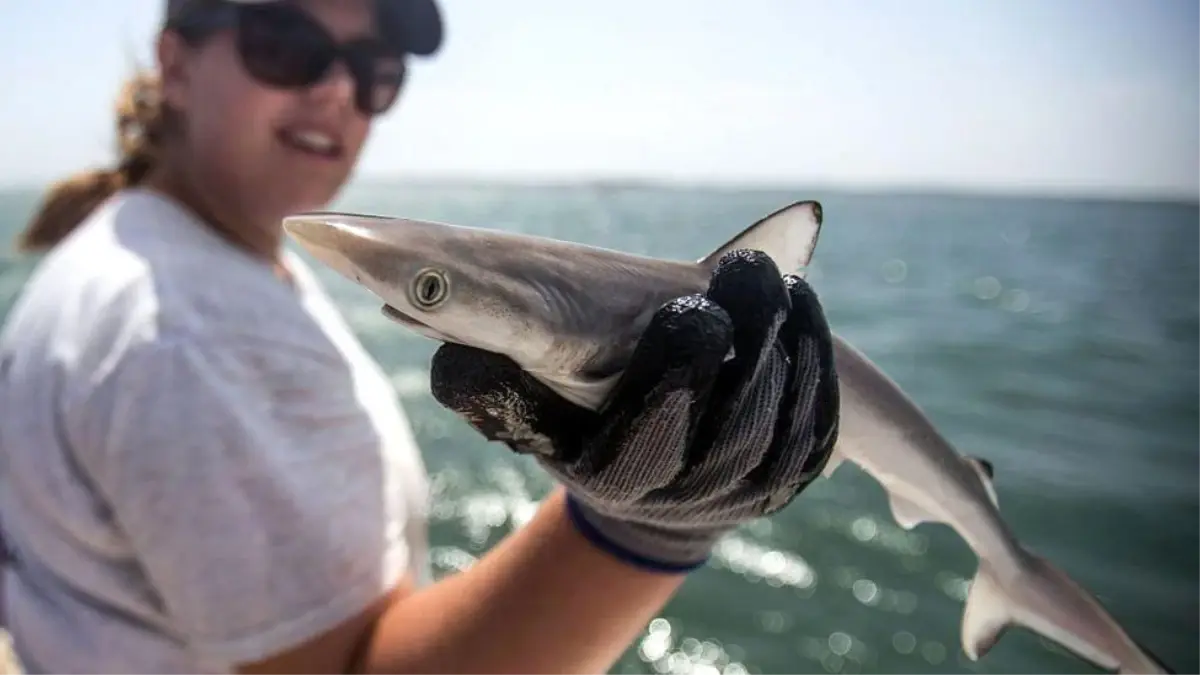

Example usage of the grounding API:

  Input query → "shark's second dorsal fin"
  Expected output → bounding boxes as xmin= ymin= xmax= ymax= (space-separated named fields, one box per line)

xmin=698 ymin=200 xmax=824 ymax=278
xmin=965 ymin=456 xmax=999 ymax=507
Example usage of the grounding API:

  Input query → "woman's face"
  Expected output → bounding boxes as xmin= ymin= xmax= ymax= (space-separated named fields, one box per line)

xmin=158 ymin=0 xmax=385 ymax=241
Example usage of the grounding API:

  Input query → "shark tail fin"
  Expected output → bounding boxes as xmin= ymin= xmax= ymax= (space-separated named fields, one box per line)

xmin=698 ymin=200 xmax=823 ymax=278
xmin=961 ymin=553 xmax=1173 ymax=674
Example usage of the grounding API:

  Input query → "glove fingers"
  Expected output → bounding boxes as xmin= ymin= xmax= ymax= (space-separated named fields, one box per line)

xmin=579 ymin=294 xmax=735 ymax=494
xmin=608 ymin=294 xmax=735 ymax=407
xmin=751 ymin=274 xmax=842 ymax=509
xmin=704 ymin=250 xmax=792 ymax=381
xmin=781 ymin=274 xmax=840 ymax=461
xmin=683 ymin=249 xmax=793 ymax=483
xmin=429 ymin=343 xmax=595 ymax=459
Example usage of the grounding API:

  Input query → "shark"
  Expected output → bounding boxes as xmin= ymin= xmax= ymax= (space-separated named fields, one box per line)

xmin=281 ymin=200 xmax=1173 ymax=674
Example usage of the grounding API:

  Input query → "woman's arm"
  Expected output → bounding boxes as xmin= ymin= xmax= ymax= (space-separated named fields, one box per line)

xmin=364 ymin=486 xmax=684 ymax=673
xmin=240 ymin=487 xmax=686 ymax=675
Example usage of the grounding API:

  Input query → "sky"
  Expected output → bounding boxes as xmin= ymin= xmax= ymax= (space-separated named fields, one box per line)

xmin=0 ymin=0 xmax=1197 ymax=199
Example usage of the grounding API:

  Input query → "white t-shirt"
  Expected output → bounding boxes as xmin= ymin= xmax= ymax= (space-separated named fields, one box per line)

xmin=0 ymin=188 xmax=431 ymax=673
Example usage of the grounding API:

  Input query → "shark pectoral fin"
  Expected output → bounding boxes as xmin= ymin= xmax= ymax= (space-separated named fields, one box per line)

xmin=961 ymin=564 xmax=1013 ymax=661
xmin=535 ymin=370 xmax=624 ymax=412
xmin=964 ymin=456 xmax=999 ymax=507
xmin=886 ymin=492 xmax=934 ymax=529
xmin=698 ymin=201 xmax=823 ymax=277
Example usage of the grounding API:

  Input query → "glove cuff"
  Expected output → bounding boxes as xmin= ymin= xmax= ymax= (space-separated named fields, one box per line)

xmin=563 ymin=492 xmax=718 ymax=574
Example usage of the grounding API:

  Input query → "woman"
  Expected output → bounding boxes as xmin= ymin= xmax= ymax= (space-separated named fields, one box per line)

xmin=0 ymin=1 xmax=840 ymax=673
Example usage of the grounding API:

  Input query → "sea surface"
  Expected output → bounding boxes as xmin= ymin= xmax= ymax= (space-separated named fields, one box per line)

xmin=0 ymin=183 xmax=1196 ymax=674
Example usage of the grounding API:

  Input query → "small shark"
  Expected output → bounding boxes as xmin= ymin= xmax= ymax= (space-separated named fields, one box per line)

xmin=282 ymin=201 xmax=1173 ymax=674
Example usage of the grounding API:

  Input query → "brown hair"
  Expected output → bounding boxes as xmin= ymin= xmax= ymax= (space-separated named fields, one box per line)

xmin=15 ymin=72 xmax=170 ymax=253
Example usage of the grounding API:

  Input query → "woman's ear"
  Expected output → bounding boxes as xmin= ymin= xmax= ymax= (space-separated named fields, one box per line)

xmin=155 ymin=30 xmax=191 ymax=112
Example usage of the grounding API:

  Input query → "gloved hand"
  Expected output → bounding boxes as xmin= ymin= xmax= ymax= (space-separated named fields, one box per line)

xmin=429 ymin=249 xmax=840 ymax=572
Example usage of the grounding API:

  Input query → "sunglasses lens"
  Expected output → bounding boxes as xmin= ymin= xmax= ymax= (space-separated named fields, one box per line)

xmin=347 ymin=46 xmax=407 ymax=115
xmin=367 ymin=78 xmax=403 ymax=115
xmin=211 ymin=2 xmax=410 ymax=116
xmin=238 ymin=4 xmax=337 ymax=87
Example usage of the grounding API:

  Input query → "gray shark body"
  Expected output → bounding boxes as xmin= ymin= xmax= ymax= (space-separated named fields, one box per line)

xmin=283 ymin=201 xmax=1171 ymax=674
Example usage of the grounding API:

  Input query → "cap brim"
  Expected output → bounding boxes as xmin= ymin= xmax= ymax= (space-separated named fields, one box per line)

xmin=379 ymin=0 xmax=444 ymax=56
xmin=167 ymin=0 xmax=444 ymax=56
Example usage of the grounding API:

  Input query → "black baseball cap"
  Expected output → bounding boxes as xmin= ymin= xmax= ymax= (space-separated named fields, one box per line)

xmin=164 ymin=0 xmax=444 ymax=56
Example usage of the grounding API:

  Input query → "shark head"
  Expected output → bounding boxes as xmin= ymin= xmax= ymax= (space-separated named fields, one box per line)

xmin=283 ymin=201 xmax=823 ymax=409
xmin=283 ymin=212 xmax=560 ymax=362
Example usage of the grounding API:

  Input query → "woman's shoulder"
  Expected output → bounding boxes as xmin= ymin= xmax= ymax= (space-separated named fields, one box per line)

xmin=5 ymin=189 xmax=349 ymax=375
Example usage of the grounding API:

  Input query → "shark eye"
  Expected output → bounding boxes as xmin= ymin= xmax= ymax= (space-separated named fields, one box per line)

xmin=409 ymin=268 xmax=450 ymax=310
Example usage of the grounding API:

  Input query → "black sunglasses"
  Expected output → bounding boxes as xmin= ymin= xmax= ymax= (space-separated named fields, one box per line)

xmin=168 ymin=1 xmax=408 ymax=116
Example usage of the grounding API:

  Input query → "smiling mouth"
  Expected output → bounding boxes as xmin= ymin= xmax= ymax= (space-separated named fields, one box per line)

xmin=277 ymin=128 xmax=344 ymax=160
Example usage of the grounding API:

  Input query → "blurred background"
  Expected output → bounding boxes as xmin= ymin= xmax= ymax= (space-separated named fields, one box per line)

xmin=1 ymin=1 xmax=1197 ymax=673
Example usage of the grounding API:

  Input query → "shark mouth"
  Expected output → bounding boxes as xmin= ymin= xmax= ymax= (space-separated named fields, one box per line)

xmin=380 ymin=304 xmax=456 ymax=343
xmin=381 ymin=303 xmax=420 ymax=326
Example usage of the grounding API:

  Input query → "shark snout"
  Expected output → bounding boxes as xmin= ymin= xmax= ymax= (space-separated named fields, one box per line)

xmin=283 ymin=212 xmax=394 ymax=255
xmin=282 ymin=213 xmax=353 ymax=252
xmin=281 ymin=213 xmax=384 ymax=285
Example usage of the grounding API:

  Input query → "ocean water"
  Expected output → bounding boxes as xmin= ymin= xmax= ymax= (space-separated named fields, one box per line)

xmin=0 ymin=183 xmax=1196 ymax=674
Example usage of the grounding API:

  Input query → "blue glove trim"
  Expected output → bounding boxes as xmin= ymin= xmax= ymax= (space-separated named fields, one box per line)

xmin=563 ymin=492 xmax=709 ymax=575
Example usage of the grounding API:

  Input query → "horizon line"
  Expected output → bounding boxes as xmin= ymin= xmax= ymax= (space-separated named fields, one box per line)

xmin=1 ymin=173 xmax=1197 ymax=207
xmin=349 ymin=173 xmax=1200 ymax=206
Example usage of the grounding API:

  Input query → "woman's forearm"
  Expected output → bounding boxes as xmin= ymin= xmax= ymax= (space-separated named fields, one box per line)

xmin=357 ymin=486 xmax=688 ymax=674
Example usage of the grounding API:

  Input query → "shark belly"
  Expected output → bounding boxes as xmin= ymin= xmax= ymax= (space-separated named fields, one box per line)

xmin=823 ymin=334 xmax=1022 ymax=563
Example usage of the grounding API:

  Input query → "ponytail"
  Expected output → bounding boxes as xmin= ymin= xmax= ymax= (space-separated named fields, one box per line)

xmin=16 ymin=72 xmax=169 ymax=252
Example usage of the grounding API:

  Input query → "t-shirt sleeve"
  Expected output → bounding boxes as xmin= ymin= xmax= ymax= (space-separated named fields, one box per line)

xmin=65 ymin=332 xmax=413 ymax=667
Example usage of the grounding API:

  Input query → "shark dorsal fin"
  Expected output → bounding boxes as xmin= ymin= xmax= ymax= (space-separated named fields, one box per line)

xmin=965 ymin=456 xmax=999 ymax=507
xmin=698 ymin=200 xmax=824 ymax=278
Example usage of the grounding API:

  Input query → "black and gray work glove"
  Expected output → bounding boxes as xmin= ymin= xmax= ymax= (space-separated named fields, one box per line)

xmin=429 ymin=250 xmax=840 ymax=572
